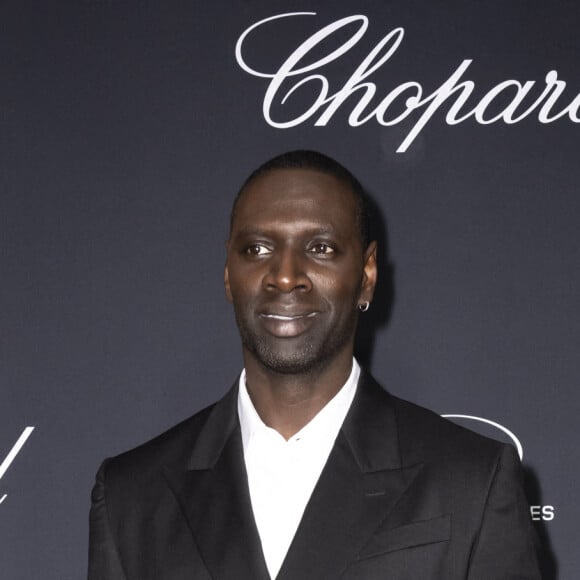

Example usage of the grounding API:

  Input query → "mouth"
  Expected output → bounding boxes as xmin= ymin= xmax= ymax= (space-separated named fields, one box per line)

xmin=258 ymin=311 xmax=319 ymax=338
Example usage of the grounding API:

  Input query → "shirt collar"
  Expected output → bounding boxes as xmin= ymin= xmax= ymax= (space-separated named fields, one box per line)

xmin=238 ymin=358 xmax=360 ymax=453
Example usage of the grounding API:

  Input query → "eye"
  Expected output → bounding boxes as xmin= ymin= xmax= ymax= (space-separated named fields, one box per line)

xmin=244 ymin=243 xmax=272 ymax=256
xmin=309 ymin=242 xmax=335 ymax=255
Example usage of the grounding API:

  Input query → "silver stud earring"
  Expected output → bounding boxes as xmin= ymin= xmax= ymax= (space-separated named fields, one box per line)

xmin=358 ymin=301 xmax=370 ymax=312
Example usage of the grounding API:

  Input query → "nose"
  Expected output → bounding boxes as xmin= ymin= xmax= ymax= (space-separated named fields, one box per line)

xmin=263 ymin=248 xmax=313 ymax=293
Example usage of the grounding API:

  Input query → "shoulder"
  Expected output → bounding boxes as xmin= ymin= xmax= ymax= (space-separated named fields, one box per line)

xmin=99 ymin=401 xmax=217 ymax=486
xmin=360 ymin=372 xmax=511 ymax=473
xmin=392 ymin=394 xmax=503 ymax=456
xmin=389 ymin=393 xmax=521 ymax=495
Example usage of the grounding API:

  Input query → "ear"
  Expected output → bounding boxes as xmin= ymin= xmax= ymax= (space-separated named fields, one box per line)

xmin=224 ymin=262 xmax=233 ymax=303
xmin=359 ymin=241 xmax=377 ymax=304
xmin=224 ymin=237 xmax=234 ymax=303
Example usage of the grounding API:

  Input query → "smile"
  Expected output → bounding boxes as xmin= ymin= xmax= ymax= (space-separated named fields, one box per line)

xmin=258 ymin=311 xmax=319 ymax=338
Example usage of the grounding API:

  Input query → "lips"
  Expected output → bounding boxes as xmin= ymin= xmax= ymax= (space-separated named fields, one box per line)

xmin=261 ymin=312 xmax=317 ymax=321
xmin=258 ymin=310 xmax=319 ymax=338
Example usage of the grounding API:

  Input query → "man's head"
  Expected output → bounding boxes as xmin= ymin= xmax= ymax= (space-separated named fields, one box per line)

xmin=225 ymin=150 xmax=377 ymax=376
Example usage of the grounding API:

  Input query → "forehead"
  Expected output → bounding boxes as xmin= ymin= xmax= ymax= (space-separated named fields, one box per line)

xmin=232 ymin=168 xmax=359 ymax=236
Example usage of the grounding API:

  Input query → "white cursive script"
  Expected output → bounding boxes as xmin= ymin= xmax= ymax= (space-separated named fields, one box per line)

xmin=0 ymin=427 xmax=35 ymax=505
xmin=235 ymin=12 xmax=580 ymax=152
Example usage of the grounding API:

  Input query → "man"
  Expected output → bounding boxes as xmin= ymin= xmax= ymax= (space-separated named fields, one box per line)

xmin=88 ymin=150 xmax=541 ymax=579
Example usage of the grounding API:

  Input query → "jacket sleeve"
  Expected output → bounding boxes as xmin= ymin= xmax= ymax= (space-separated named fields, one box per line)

xmin=467 ymin=444 xmax=542 ymax=580
xmin=88 ymin=460 xmax=128 ymax=580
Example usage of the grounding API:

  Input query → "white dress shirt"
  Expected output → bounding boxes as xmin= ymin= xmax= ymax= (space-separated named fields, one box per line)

xmin=237 ymin=359 xmax=360 ymax=579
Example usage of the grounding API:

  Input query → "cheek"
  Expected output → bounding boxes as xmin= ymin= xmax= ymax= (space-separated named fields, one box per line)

xmin=228 ymin=273 xmax=261 ymax=306
xmin=317 ymin=265 xmax=364 ymax=297
xmin=319 ymin=282 xmax=363 ymax=313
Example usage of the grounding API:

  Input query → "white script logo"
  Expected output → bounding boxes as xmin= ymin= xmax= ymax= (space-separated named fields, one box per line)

xmin=236 ymin=12 xmax=580 ymax=152
xmin=0 ymin=427 xmax=34 ymax=505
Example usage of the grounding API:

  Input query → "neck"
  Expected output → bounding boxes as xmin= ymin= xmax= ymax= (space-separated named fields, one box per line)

xmin=243 ymin=351 xmax=354 ymax=440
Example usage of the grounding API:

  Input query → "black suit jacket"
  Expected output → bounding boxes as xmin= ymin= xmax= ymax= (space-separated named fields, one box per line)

xmin=88 ymin=372 xmax=541 ymax=579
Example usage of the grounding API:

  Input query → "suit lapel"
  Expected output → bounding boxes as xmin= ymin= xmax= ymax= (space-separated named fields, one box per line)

xmin=278 ymin=372 xmax=423 ymax=580
xmin=161 ymin=373 xmax=421 ymax=580
xmin=163 ymin=384 xmax=270 ymax=580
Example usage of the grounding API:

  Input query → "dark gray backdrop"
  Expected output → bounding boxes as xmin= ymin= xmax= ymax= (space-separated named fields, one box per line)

xmin=1 ymin=1 xmax=578 ymax=578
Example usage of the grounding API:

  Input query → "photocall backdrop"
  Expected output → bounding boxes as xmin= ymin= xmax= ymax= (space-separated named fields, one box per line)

xmin=1 ymin=1 xmax=578 ymax=578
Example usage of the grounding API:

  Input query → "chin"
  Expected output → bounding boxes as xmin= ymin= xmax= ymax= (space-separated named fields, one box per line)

xmin=255 ymin=346 xmax=319 ymax=375
xmin=250 ymin=335 xmax=348 ymax=376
